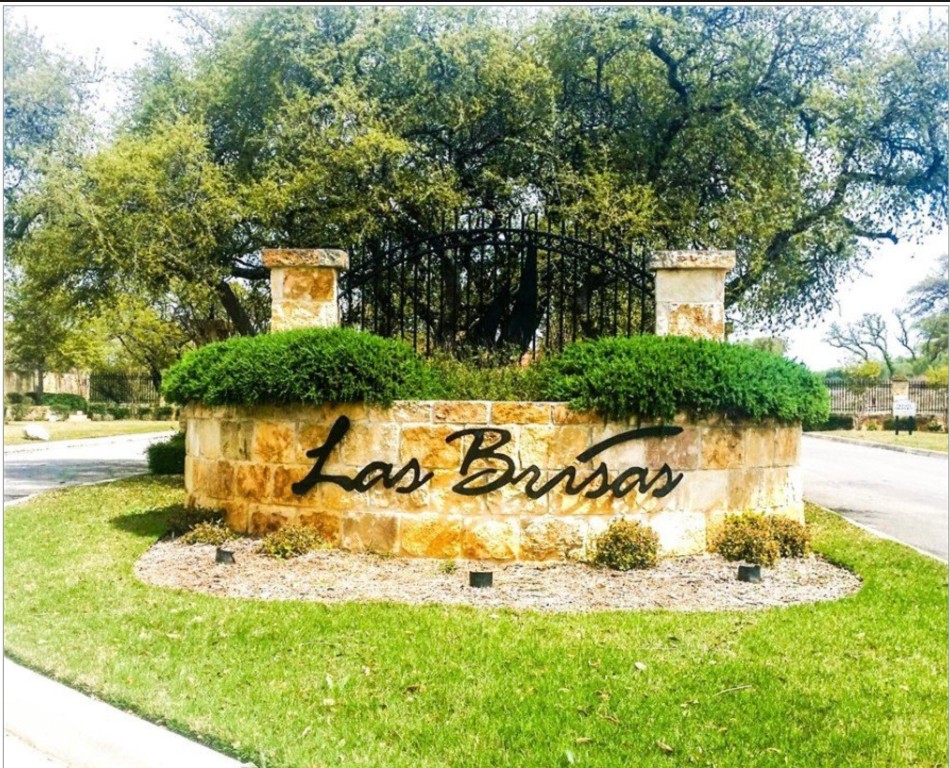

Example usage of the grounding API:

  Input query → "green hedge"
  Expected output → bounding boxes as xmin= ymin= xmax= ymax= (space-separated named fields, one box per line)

xmin=539 ymin=336 xmax=829 ymax=427
xmin=163 ymin=328 xmax=444 ymax=407
xmin=163 ymin=329 xmax=829 ymax=426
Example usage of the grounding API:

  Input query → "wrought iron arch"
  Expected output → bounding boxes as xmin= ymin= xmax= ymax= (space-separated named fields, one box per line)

xmin=339 ymin=214 xmax=654 ymax=360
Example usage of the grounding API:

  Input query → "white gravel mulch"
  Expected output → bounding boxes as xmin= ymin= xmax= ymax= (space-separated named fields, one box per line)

xmin=134 ymin=538 xmax=862 ymax=614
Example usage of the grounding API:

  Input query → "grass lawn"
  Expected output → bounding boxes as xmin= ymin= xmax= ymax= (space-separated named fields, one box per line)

xmin=5 ymin=478 xmax=948 ymax=768
xmin=819 ymin=429 xmax=948 ymax=453
xmin=4 ymin=420 xmax=177 ymax=445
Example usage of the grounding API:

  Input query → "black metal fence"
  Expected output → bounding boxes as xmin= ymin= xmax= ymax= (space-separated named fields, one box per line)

xmin=339 ymin=213 xmax=654 ymax=361
xmin=824 ymin=379 xmax=948 ymax=414
xmin=88 ymin=372 xmax=161 ymax=404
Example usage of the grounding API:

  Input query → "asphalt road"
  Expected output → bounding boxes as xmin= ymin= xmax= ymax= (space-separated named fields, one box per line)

xmin=3 ymin=432 xmax=175 ymax=504
xmin=802 ymin=435 xmax=949 ymax=562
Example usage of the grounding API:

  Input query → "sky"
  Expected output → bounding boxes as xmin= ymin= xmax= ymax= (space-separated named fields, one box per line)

xmin=6 ymin=4 xmax=949 ymax=372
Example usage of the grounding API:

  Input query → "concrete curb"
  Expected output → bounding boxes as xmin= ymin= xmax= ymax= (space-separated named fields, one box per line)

xmin=3 ymin=658 xmax=252 ymax=768
xmin=4 ymin=431 xmax=176 ymax=455
xmin=803 ymin=432 xmax=948 ymax=459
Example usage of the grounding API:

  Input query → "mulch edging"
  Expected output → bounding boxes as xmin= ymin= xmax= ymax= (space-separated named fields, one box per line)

xmin=135 ymin=539 xmax=862 ymax=614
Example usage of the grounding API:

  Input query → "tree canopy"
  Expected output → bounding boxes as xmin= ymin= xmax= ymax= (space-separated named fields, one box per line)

xmin=5 ymin=7 xmax=948 ymax=370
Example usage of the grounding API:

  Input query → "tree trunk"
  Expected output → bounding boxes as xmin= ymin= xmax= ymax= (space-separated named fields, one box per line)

xmin=35 ymin=362 xmax=45 ymax=399
xmin=215 ymin=280 xmax=256 ymax=336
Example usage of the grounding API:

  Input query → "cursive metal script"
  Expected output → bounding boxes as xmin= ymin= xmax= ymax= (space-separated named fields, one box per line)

xmin=292 ymin=415 xmax=684 ymax=500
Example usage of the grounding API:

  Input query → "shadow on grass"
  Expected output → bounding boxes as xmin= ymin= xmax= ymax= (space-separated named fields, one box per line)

xmin=109 ymin=504 xmax=182 ymax=540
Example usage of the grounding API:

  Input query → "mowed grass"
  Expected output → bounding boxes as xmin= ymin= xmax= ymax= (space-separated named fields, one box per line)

xmin=821 ymin=429 xmax=948 ymax=453
xmin=4 ymin=420 xmax=178 ymax=445
xmin=4 ymin=478 xmax=948 ymax=768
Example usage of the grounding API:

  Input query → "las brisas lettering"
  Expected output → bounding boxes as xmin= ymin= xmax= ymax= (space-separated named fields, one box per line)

xmin=291 ymin=415 xmax=684 ymax=500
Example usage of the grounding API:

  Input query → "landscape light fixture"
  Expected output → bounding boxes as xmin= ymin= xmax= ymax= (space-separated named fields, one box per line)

xmin=469 ymin=571 xmax=493 ymax=588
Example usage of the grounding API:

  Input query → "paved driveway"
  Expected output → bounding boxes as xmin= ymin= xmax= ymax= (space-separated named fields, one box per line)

xmin=3 ymin=432 xmax=175 ymax=504
xmin=802 ymin=435 xmax=949 ymax=561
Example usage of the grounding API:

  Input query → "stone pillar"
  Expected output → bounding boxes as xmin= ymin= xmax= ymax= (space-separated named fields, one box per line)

xmin=649 ymin=250 xmax=736 ymax=341
xmin=262 ymin=249 xmax=348 ymax=332
xmin=891 ymin=377 xmax=910 ymax=401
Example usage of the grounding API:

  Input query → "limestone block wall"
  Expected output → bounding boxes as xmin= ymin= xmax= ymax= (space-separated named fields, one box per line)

xmin=184 ymin=401 xmax=802 ymax=561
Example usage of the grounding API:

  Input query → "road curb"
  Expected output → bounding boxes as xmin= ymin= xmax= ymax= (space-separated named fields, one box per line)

xmin=4 ymin=431 xmax=176 ymax=455
xmin=3 ymin=658 xmax=252 ymax=768
xmin=803 ymin=432 xmax=948 ymax=459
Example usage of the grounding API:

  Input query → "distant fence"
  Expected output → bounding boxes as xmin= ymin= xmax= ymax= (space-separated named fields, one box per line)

xmin=824 ymin=379 xmax=948 ymax=414
xmin=88 ymin=373 xmax=161 ymax=404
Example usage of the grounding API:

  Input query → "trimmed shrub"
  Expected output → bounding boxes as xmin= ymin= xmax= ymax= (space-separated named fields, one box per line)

xmin=258 ymin=526 xmax=324 ymax=559
xmin=181 ymin=521 xmax=234 ymax=546
xmin=167 ymin=504 xmax=224 ymax=536
xmin=163 ymin=328 xmax=445 ymax=407
xmin=36 ymin=393 xmax=87 ymax=416
xmin=147 ymin=433 xmax=185 ymax=475
xmin=87 ymin=402 xmax=108 ymax=418
xmin=152 ymin=405 xmax=175 ymax=421
xmin=590 ymin=519 xmax=659 ymax=571
xmin=164 ymin=330 xmax=828 ymax=426
xmin=807 ymin=413 xmax=854 ymax=432
xmin=767 ymin=517 xmax=810 ymax=558
xmin=108 ymin=405 xmax=131 ymax=420
xmin=9 ymin=398 xmax=33 ymax=421
xmin=710 ymin=513 xmax=780 ymax=567
xmin=540 ymin=336 xmax=829 ymax=426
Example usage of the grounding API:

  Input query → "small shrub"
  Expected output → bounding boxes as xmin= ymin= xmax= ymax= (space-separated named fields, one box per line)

xmin=927 ymin=422 xmax=944 ymax=433
xmin=258 ymin=526 xmax=325 ymax=559
xmin=10 ymin=401 xmax=31 ymax=421
xmin=147 ymin=433 xmax=185 ymax=475
xmin=430 ymin=354 xmax=545 ymax=401
xmin=167 ymin=504 xmax=225 ymax=536
xmin=181 ymin=521 xmax=233 ymax=546
xmin=153 ymin=405 xmax=175 ymax=420
xmin=590 ymin=519 xmax=659 ymax=571
xmin=108 ymin=405 xmax=131 ymax=420
xmin=438 ymin=560 xmax=458 ymax=575
xmin=767 ymin=516 xmax=810 ymax=558
xmin=710 ymin=513 xmax=779 ymax=567
xmin=5 ymin=392 xmax=25 ymax=405
xmin=866 ymin=422 xmax=879 ymax=431
xmin=87 ymin=402 xmax=108 ymax=417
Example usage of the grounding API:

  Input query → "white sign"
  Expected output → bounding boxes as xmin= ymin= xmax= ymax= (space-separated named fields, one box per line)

xmin=893 ymin=398 xmax=917 ymax=417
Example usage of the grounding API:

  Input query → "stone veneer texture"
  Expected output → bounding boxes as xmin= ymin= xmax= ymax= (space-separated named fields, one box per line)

xmin=184 ymin=401 xmax=802 ymax=561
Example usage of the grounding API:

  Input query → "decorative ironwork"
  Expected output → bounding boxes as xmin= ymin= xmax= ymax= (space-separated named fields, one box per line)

xmin=88 ymin=372 xmax=161 ymax=404
xmin=339 ymin=213 xmax=654 ymax=360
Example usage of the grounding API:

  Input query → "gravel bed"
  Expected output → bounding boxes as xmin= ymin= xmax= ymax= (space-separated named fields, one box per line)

xmin=135 ymin=538 xmax=862 ymax=614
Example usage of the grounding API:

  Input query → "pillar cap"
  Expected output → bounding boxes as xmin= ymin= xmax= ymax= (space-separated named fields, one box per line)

xmin=649 ymin=250 xmax=736 ymax=271
xmin=262 ymin=248 xmax=349 ymax=270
